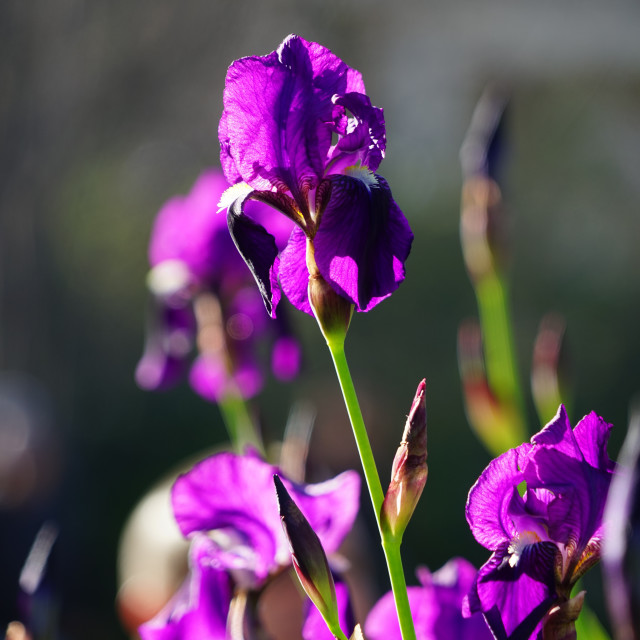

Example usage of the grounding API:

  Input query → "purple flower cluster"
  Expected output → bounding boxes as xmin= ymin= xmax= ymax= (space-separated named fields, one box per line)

xmin=136 ymin=169 xmax=301 ymax=402
xmin=139 ymin=452 xmax=360 ymax=639
xmin=218 ymin=35 xmax=413 ymax=318
xmin=132 ymin=32 xmax=622 ymax=640
xmin=465 ymin=405 xmax=615 ymax=638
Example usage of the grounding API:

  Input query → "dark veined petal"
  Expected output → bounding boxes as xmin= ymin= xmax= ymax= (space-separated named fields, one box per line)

xmin=171 ymin=452 xmax=360 ymax=587
xmin=139 ymin=535 xmax=232 ymax=640
xmin=468 ymin=542 xmax=558 ymax=640
xmin=313 ymin=173 xmax=413 ymax=312
xmin=226 ymin=195 xmax=282 ymax=318
xmin=220 ymin=35 xmax=362 ymax=197
xmin=466 ymin=445 xmax=531 ymax=551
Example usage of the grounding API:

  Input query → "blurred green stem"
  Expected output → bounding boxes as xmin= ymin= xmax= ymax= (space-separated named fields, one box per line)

xmin=327 ymin=337 xmax=417 ymax=640
xmin=218 ymin=392 xmax=264 ymax=455
xmin=475 ymin=272 xmax=527 ymax=444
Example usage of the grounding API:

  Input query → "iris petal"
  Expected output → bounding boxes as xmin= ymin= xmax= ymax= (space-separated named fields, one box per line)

xmin=227 ymin=197 xmax=282 ymax=318
xmin=466 ymin=446 xmax=530 ymax=550
xmin=472 ymin=543 xmax=558 ymax=639
xmin=313 ymin=174 xmax=413 ymax=312
xmin=278 ymin=227 xmax=313 ymax=315
xmin=171 ymin=453 xmax=360 ymax=586
xmin=220 ymin=35 xmax=361 ymax=196
xmin=139 ymin=535 xmax=232 ymax=640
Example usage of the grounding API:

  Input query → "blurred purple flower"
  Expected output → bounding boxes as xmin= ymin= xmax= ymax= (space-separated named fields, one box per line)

xmin=139 ymin=535 xmax=232 ymax=640
xmin=364 ymin=558 xmax=492 ymax=640
xmin=172 ymin=451 xmax=360 ymax=588
xmin=139 ymin=452 xmax=360 ymax=639
xmin=219 ymin=34 xmax=413 ymax=318
xmin=135 ymin=169 xmax=301 ymax=402
xmin=465 ymin=405 xmax=615 ymax=639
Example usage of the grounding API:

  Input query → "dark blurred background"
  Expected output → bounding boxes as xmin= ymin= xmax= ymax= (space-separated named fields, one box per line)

xmin=1 ymin=0 xmax=639 ymax=637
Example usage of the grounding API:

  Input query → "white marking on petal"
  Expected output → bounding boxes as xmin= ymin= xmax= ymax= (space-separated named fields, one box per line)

xmin=217 ymin=182 xmax=253 ymax=212
xmin=507 ymin=530 xmax=542 ymax=568
xmin=344 ymin=164 xmax=378 ymax=190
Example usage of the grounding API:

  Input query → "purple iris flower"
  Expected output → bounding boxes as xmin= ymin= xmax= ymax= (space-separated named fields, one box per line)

xmin=139 ymin=535 xmax=232 ymax=640
xmin=139 ymin=452 xmax=360 ymax=639
xmin=135 ymin=169 xmax=301 ymax=402
xmin=464 ymin=405 xmax=615 ymax=639
xmin=364 ymin=558 xmax=492 ymax=640
xmin=218 ymin=34 xmax=413 ymax=317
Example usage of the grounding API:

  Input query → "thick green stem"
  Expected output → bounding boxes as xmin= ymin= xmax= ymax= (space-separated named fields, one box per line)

xmin=218 ymin=392 xmax=265 ymax=456
xmin=326 ymin=338 xmax=416 ymax=640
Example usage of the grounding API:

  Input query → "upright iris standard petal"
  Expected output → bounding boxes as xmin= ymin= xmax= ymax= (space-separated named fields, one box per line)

xmin=466 ymin=447 xmax=526 ymax=550
xmin=465 ymin=405 xmax=615 ymax=639
xmin=219 ymin=35 xmax=412 ymax=318
xmin=171 ymin=452 xmax=360 ymax=587
xmin=220 ymin=35 xmax=362 ymax=194
xmin=327 ymin=93 xmax=386 ymax=174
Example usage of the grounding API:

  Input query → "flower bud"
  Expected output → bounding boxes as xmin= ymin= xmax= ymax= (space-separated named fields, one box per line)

xmin=459 ymin=85 xmax=509 ymax=283
xmin=273 ymin=475 xmax=340 ymax=631
xmin=542 ymin=591 xmax=585 ymax=640
xmin=306 ymin=240 xmax=353 ymax=347
xmin=531 ymin=313 xmax=570 ymax=425
xmin=380 ymin=380 xmax=428 ymax=541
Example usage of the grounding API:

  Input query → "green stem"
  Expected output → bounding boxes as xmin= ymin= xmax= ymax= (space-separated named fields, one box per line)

xmin=326 ymin=338 xmax=416 ymax=640
xmin=218 ymin=392 xmax=265 ymax=456
xmin=327 ymin=340 xmax=384 ymax=512
xmin=326 ymin=621 xmax=350 ymax=640
xmin=475 ymin=272 xmax=527 ymax=441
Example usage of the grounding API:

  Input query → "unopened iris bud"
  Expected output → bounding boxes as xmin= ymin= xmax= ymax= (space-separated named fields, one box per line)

xmin=459 ymin=85 xmax=509 ymax=283
xmin=381 ymin=380 xmax=428 ymax=541
xmin=531 ymin=313 xmax=570 ymax=425
xmin=273 ymin=474 xmax=341 ymax=633
xmin=542 ymin=590 xmax=585 ymax=640
xmin=307 ymin=240 xmax=354 ymax=347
